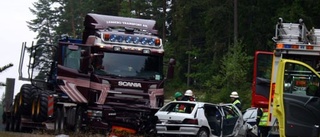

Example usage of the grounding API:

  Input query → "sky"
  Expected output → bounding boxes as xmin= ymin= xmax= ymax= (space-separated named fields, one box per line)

xmin=0 ymin=1 xmax=37 ymax=98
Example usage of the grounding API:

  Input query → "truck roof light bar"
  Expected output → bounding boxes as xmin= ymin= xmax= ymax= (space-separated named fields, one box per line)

xmin=101 ymin=33 xmax=162 ymax=48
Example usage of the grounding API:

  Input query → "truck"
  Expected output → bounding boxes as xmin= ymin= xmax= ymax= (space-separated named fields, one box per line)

xmin=4 ymin=13 xmax=175 ymax=135
xmin=251 ymin=18 xmax=320 ymax=136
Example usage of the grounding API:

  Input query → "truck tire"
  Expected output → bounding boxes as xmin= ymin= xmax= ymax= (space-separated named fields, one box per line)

xmin=5 ymin=112 xmax=10 ymax=131
xmin=9 ymin=105 xmax=16 ymax=131
xmin=19 ymin=84 xmax=33 ymax=115
xmin=54 ymin=107 xmax=64 ymax=134
xmin=14 ymin=113 xmax=22 ymax=132
xmin=13 ymin=93 xmax=20 ymax=116
xmin=74 ymin=106 xmax=83 ymax=133
xmin=5 ymin=120 xmax=10 ymax=131
xmin=66 ymin=107 xmax=76 ymax=130
xmin=8 ymin=112 xmax=15 ymax=131
xmin=34 ymin=93 xmax=49 ymax=122
xmin=13 ymin=97 xmax=22 ymax=132
xmin=31 ymin=88 xmax=41 ymax=121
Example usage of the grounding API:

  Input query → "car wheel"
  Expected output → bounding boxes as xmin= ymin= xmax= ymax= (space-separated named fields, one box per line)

xmin=197 ymin=128 xmax=209 ymax=137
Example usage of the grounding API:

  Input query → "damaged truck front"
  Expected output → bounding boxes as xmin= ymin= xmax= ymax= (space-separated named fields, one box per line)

xmin=80 ymin=13 xmax=174 ymax=134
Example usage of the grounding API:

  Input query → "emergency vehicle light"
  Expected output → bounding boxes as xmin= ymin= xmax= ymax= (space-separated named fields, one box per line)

xmin=102 ymin=33 xmax=161 ymax=47
xmin=276 ymin=43 xmax=314 ymax=50
xmin=306 ymin=46 xmax=314 ymax=49
xmin=104 ymin=33 xmax=110 ymax=40
xmin=125 ymin=36 xmax=133 ymax=43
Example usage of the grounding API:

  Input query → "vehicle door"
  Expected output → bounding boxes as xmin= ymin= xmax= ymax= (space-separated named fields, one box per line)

xmin=220 ymin=104 xmax=243 ymax=136
xmin=252 ymin=51 xmax=273 ymax=108
xmin=273 ymin=59 xmax=320 ymax=137
xmin=203 ymin=104 xmax=222 ymax=136
xmin=57 ymin=42 xmax=91 ymax=103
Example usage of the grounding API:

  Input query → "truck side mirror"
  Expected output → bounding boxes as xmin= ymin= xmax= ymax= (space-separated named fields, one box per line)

xmin=166 ymin=58 xmax=175 ymax=79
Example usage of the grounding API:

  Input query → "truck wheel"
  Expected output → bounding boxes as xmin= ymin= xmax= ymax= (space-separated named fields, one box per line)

xmin=74 ymin=106 xmax=83 ymax=133
xmin=54 ymin=107 xmax=64 ymax=134
xmin=9 ymin=110 xmax=15 ymax=131
xmin=31 ymin=88 xmax=41 ymax=121
xmin=34 ymin=93 xmax=49 ymax=122
xmin=19 ymin=84 xmax=32 ymax=115
xmin=5 ymin=113 xmax=10 ymax=131
xmin=14 ymin=113 xmax=22 ymax=132
xmin=13 ymin=93 xmax=20 ymax=115
xmin=65 ymin=107 xmax=76 ymax=130
xmin=5 ymin=120 xmax=10 ymax=131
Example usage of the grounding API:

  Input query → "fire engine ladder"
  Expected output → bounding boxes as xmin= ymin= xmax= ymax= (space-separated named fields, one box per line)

xmin=273 ymin=18 xmax=318 ymax=45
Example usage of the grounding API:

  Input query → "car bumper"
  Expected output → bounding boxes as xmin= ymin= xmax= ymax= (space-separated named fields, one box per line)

xmin=156 ymin=124 xmax=200 ymax=135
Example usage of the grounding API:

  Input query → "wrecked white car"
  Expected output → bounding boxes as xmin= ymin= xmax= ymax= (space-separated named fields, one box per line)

xmin=155 ymin=101 xmax=247 ymax=137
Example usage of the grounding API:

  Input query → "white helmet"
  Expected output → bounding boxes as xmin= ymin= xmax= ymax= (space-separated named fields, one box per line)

xmin=185 ymin=90 xmax=193 ymax=96
xmin=230 ymin=91 xmax=239 ymax=98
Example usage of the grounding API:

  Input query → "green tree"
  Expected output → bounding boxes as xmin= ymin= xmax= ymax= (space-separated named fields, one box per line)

xmin=52 ymin=0 xmax=88 ymax=39
xmin=27 ymin=0 xmax=58 ymax=44
xmin=203 ymin=41 xmax=252 ymax=108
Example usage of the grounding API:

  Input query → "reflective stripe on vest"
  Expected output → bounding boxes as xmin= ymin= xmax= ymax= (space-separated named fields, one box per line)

xmin=233 ymin=99 xmax=241 ymax=105
xmin=259 ymin=112 xmax=268 ymax=126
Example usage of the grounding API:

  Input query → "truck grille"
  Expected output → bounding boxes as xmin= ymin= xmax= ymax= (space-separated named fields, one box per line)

xmin=106 ymin=88 xmax=150 ymax=109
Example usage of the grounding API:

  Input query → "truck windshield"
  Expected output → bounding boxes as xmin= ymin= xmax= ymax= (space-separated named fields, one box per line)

xmin=94 ymin=52 xmax=163 ymax=80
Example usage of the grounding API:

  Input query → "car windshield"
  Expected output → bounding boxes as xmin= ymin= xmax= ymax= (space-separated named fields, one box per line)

xmin=159 ymin=102 xmax=196 ymax=114
xmin=94 ymin=52 xmax=163 ymax=80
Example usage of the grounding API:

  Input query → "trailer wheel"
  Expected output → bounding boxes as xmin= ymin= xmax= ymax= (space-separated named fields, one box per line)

xmin=5 ymin=119 xmax=10 ymax=131
xmin=14 ymin=113 xmax=22 ymax=132
xmin=13 ymin=93 xmax=20 ymax=115
xmin=31 ymin=88 xmax=41 ymax=121
xmin=19 ymin=84 xmax=32 ymax=115
xmin=34 ymin=93 xmax=49 ymax=122
xmin=54 ymin=107 xmax=64 ymax=134
xmin=9 ymin=108 xmax=15 ymax=131
xmin=5 ymin=112 xmax=10 ymax=131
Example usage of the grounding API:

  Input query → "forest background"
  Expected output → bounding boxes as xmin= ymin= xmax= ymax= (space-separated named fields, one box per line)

xmin=19 ymin=0 xmax=320 ymax=110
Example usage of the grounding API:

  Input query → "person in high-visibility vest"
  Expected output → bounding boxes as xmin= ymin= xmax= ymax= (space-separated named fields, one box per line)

xmin=230 ymin=91 xmax=242 ymax=111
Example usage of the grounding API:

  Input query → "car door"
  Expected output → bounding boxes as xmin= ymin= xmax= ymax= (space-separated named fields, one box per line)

xmin=273 ymin=59 xmax=320 ymax=137
xmin=220 ymin=104 xmax=243 ymax=136
xmin=204 ymin=104 xmax=222 ymax=136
